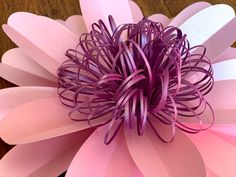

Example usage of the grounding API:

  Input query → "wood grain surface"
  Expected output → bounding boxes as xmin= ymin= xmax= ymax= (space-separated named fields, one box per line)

xmin=0 ymin=0 xmax=235 ymax=170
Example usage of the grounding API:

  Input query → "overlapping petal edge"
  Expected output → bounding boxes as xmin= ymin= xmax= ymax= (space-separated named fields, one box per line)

xmin=0 ymin=1 xmax=236 ymax=177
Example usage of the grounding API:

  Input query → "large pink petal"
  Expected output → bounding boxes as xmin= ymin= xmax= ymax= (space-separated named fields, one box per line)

xmin=0 ymin=86 xmax=57 ymax=120
xmin=213 ymin=59 xmax=236 ymax=81
xmin=80 ymin=0 xmax=133 ymax=32
xmin=187 ymin=130 xmax=236 ymax=177
xmin=65 ymin=15 xmax=87 ymax=35
xmin=0 ymin=98 xmax=109 ymax=144
xmin=129 ymin=0 xmax=143 ymax=23
xmin=148 ymin=14 xmax=170 ymax=27
xmin=179 ymin=4 xmax=235 ymax=47
xmin=179 ymin=5 xmax=236 ymax=60
xmin=2 ymin=48 xmax=57 ymax=83
xmin=66 ymin=126 xmax=142 ymax=177
xmin=169 ymin=2 xmax=211 ymax=27
xmin=0 ymin=129 xmax=93 ymax=177
xmin=206 ymin=168 xmax=218 ymax=177
xmin=0 ymin=63 xmax=56 ymax=87
xmin=210 ymin=125 xmax=236 ymax=147
xmin=198 ymin=109 xmax=236 ymax=124
xmin=197 ymin=17 xmax=236 ymax=60
xmin=205 ymin=80 xmax=236 ymax=110
xmin=202 ymin=80 xmax=236 ymax=124
xmin=55 ymin=19 xmax=67 ymax=26
xmin=214 ymin=47 xmax=236 ymax=63
xmin=125 ymin=119 xmax=206 ymax=177
xmin=3 ymin=12 xmax=78 ymax=75
xmin=211 ymin=125 xmax=236 ymax=137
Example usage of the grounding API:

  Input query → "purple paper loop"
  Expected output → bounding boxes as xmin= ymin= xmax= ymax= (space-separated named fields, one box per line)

xmin=58 ymin=16 xmax=214 ymax=144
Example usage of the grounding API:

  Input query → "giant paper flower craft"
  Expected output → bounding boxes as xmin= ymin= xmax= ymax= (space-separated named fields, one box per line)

xmin=0 ymin=1 xmax=236 ymax=177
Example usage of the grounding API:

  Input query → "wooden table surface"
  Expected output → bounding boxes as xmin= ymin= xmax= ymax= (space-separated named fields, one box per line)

xmin=0 ymin=0 xmax=235 ymax=165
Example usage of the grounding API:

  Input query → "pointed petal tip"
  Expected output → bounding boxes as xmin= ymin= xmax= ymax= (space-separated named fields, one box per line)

xmin=65 ymin=15 xmax=87 ymax=35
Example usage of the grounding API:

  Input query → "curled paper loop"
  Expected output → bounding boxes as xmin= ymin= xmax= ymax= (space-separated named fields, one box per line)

xmin=58 ymin=16 xmax=214 ymax=144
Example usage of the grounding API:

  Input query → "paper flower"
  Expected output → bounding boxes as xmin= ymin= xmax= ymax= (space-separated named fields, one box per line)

xmin=0 ymin=1 xmax=236 ymax=177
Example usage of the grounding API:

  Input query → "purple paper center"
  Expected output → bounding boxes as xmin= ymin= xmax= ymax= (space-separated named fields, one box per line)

xmin=58 ymin=16 xmax=214 ymax=144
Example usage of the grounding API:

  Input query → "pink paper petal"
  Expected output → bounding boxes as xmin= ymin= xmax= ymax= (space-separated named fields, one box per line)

xmin=205 ymin=80 xmax=236 ymax=110
xmin=55 ymin=19 xmax=67 ymax=26
xmin=0 ymin=129 xmax=93 ymax=177
xmin=0 ymin=98 xmax=109 ymax=144
xmin=210 ymin=125 xmax=236 ymax=147
xmin=132 ymin=168 xmax=144 ymax=177
xmin=186 ymin=81 xmax=236 ymax=124
xmin=197 ymin=17 xmax=236 ymax=60
xmin=214 ymin=47 xmax=236 ymax=63
xmin=198 ymin=109 xmax=236 ymax=124
xmin=188 ymin=79 xmax=236 ymax=124
xmin=80 ymin=0 xmax=134 ymax=32
xmin=125 ymin=119 xmax=206 ymax=177
xmin=211 ymin=125 xmax=236 ymax=137
xmin=148 ymin=14 xmax=170 ymax=27
xmin=206 ymin=168 xmax=218 ymax=177
xmin=129 ymin=0 xmax=143 ymax=23
xmin=66 ymin=127 xmax=142 ymax=177
xmin=194 ymin=80 xmax=236 ymax=124
xmin=0 ymin=63 xmax=57 ymax=87
xmin=126 ymin=130 xmax=168 ymax=177
xmin=169 ymin=2 xmax=211 ymax=27
xmin=186 ymin=131 xmax=236 ymax=176
xmin=3 ymin=12 xmax=78 ymax=75
xmin=65 ymin=15 xmax=87 ymax=35
xmin=179 ymin=4 xmax=236 ymax=59
xmin=2 ymin=48 xmax=57 ymax=83
xmin=0 ymin=86 xmax=57 ymax=120
xmin=213 ymin=59 xmax=236 ymax=81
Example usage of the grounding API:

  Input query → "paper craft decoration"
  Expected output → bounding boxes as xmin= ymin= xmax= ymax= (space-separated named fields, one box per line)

xmin=0 ymin=1 xmax=236 ymax=177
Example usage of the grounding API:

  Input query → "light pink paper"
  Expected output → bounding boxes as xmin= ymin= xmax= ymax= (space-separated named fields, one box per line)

xmin=214 ymin=47 xmax=236 ymax=63
xmin=80 ymin=0 xmax=134 ymax=32
xmin=0 ymin=63 xmax=56 ymax=87
xmin=187 ymin=131 xmax=236 ymax=177
xmin=2 ymin=48 xmax=57 ymax=83
xmin=0 ymin=1 xmax=236 ymax=177
xmin=180 ymin=4 xmax=235 ymax=48
xmin=148 ymin=14 xmax=170 ymax=27
xmin=0 ymin=98 xmax=108 ymax=144
xmin=205 ymin=80 xmax=236 ymax=110
xmin=0 ymin=129 xmax=93 ymax=177
xmin=66 ymin=126 xmax=142 ymax=177
xmin=3 ymin=12 xmax=79 ymax=75
xmin=213 ymin=59 xmax=236 ymax=81
xmin=169 ymin=2 xmax=211 ymax=27
xmin=65 ymin=15 xmax=87 ymax=35
xmin=129 ymin=0 xmax=143 ymax=23
xmin=125 ymin=120 xmax=206 ymax=177
xmin=0 ymin=86 xmax=57 ymax=120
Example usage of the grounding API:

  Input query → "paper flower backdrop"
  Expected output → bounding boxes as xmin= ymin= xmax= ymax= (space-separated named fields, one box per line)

xmin=0 ymin=0 xmax=236 ymax=177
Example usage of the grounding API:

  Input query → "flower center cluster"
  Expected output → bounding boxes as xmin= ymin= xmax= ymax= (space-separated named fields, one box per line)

xmin=58 ymin=16 xmax=214 ymax=144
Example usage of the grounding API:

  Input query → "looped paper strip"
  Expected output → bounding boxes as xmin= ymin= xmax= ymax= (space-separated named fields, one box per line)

xmin=58 ymin=16 xmax=214 ymax=144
